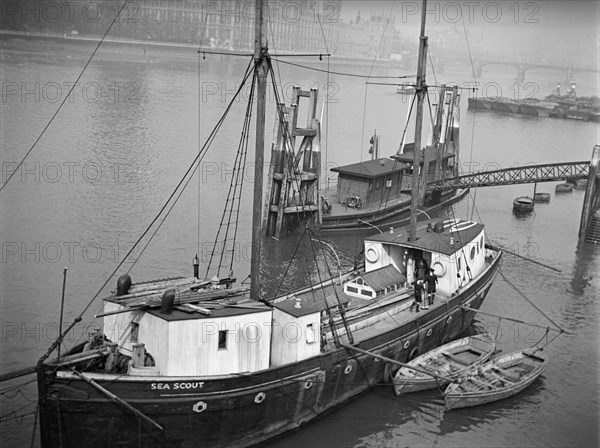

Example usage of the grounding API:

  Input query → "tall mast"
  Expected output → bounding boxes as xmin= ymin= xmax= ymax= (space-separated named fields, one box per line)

xmin=250 ymin=0 xmax=268 ymax=300
xmin=408 ymin=0 xmax=428 ymax=242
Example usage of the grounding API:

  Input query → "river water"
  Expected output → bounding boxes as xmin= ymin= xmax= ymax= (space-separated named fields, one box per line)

xmin=0 ymin=36 xmax=598 ymax=448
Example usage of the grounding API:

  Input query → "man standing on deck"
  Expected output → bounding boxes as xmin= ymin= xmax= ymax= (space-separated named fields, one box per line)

xmin=426 ymin=268 xmax=438 ymax=305
xmin=410 ymin=279 xmax=424 ymax=312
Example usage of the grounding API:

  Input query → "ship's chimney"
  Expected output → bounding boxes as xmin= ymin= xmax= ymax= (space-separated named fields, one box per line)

xmin=193 ymin=254 xmax=199 ymax=279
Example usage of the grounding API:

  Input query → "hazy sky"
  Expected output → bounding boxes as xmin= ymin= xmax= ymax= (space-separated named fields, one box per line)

xmin=338 ymin=1 xmax=599 ymax=67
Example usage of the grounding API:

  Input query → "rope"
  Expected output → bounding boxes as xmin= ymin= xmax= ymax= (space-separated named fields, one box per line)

xmin=0 ymin=0 xmax=131 ymax=193
xmin=270 ymin=58 xmax=414 ymax=80
xmin=29 ymin=402 xmax=39 ymax=448
xmin=498 ymin=268 xmax=565 ymax=333
xmin=206 ymin=70 xmax=256 ymax=278
xmin=270 ymin=227 xmax=310 ymax=300
xmin=38 ymin=58 xmax=257 ymax=366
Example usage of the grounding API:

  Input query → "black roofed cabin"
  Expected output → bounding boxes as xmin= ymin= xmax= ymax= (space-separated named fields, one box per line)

xmin=394 ymin=147 xmax=457 ymax=191
xmin=330 ymin=157 xmax=405 ymax=208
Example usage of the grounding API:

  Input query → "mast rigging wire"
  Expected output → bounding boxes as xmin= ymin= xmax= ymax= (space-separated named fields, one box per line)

xmin=38 ymin=59 xmax=257 ymax=365
xmin=0 ymin=0 xmax=131 ymax=193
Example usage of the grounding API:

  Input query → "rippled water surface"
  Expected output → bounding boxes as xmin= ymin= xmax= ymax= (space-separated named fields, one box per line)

xmin=1 ymin=37 xmax=598 ymax=447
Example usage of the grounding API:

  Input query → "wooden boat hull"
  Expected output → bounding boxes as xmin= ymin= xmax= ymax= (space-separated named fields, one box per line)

xmin=443 ymin=348 xmax=545 ymax=411
xmin=38 ymin=252 xmax=502 ymax=448
xmin=555 ymin=183 xmax=574 ymax=193
xmin=533 ymin=192 xmax=550 ymax=203
xmin=393 ymin=334 xmax=495 ymax=395
xmin=322 ymin=188 xmax=468 ymax=232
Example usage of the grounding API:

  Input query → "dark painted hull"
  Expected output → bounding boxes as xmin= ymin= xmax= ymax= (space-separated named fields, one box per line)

xmin=38 ymin=252 xmax=501 ymax=448
xmin=322 ymin=188 xmax=468 ymax=232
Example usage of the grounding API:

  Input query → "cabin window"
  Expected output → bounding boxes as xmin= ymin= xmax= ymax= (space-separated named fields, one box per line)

xmin=356 ymin=278 xmax=363 ymax=285
xmin=458 ymin=257 xmax=462 ymax=272
xmin=386 ymin=178 xmax=392 ymax=188
xmin=130 ymin=322 xmax=139 ymax=343
xmin=218 ymin=330 xmax=227 ymax=350
xmin=479 ymin=236 xmax=484 ymax=250
xmin=360 ymin=289 xmax=373 ymax=297
xmin=374 ymin=178 xmax=381 ymax=190
xmin=470 ymin=246 xmax=476 ymax=261
xmin=347 ymin=286 xmax=358 ymax=294
xmin=306 ymin=323 xmax=316 ymax=344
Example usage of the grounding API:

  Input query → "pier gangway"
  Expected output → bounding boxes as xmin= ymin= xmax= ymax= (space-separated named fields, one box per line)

xmin=427 ymin=161 xmax=590 ymax=191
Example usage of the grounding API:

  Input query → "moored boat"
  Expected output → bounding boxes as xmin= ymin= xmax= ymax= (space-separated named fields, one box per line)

xmin=393 ymin=333 xmax=496 ymax=395
xmin=513 ymin=196 xmax=534 ymax=213
xmin=0 ymin=1 xmax=504 ymax=447
xmin=533 ymin=192 xmax=551 ymax=203
xmin=555 ymin=183 xmax=574 ymax=193
xmin=443 ymin=347 xmax=546 ymax=410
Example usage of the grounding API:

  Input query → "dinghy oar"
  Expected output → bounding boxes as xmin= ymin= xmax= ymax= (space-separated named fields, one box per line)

xmin=339 ymin=343 xmax=454 ymax=383
xmin=71 ymin=369 xmax=163 ymax=432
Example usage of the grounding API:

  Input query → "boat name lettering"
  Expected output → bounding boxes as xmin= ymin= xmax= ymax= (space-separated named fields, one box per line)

xmin=150 ymin=382 xmax=205 ymax=390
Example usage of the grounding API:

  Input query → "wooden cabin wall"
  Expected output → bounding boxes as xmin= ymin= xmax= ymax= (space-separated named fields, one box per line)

xmin=103 ymin=302 xmax=145 ymax=355
xmin=364 ymin=239 xmax=404 ymax=274
xmin=336 ymin=175 xmax=369 ymax=203
xmin=271 ymin=309 xmax=320 ymax=366
xmin=428 ymin=229 xmax=486 ymax=297
xmin=162 ymin=311 xmax=272 ymax=376
xmin=139 ymin=314 xmax=170 ymax=375
xmin=365 ymin=172 xmax=404 ymax=206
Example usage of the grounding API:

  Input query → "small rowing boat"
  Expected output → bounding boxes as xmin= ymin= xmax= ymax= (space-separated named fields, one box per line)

xmin=555 ymin=183 xmax=574 ymax=193
xmin=393 ymin=334 xmax=495 ymax=395
xmin=533 ymin=192 xmax=550 ymax=203
xmin=443 ymin=347 xmax=546 ymax=410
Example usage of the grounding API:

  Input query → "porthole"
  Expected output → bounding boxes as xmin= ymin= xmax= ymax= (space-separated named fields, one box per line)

xmin=344 ymin=364 xmax=353 ymax=375
xmin=255 ymin=392 xmax=266 ymax=404
xmin=426 ymin=328 xmax=433 ymax=337
xmin=305 ymin=381 xmax=312 ymax=389
xmin=193 ymin=401 xmax=207 ymax=413
xmin=403 ymin=340 xmax=410 ymax=349
xmin=447 ymin=316 xmax=453 ymax=324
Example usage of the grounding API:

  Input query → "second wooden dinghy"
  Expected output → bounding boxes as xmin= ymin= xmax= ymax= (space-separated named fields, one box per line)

xmin=444 ymin=348 xmax=546 ymax=410
xmin=393 ymin=334 xmax=496 ymax=395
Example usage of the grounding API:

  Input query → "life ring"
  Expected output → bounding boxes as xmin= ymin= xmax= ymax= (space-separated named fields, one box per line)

xmin=192 ymin=401 xmax=207 ymax=413
xmin=344 ymin=364 xmax=353 ymax=375
xmin=365 ymin=246 xmax=379 ymax=263
xmin=408 ymin=348 xmax=419 ymax=361
xmin=432 ymin=262 xmax=446 ymax=277
xmin=254 ymin=392 xmax=266 ymax=404
xmin=403 ymin=340 xmax=410 ymax=350
xmin=305 ymin=381 xmax=312 ymax=389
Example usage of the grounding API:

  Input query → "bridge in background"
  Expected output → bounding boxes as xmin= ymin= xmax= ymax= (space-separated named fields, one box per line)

xmin=426 ymin=148 xmax=600 ymax=243
xmin=435 ymin=58 xmax=599 ymax=82
xmin=427 ymin=161 xmax=589 ymax=190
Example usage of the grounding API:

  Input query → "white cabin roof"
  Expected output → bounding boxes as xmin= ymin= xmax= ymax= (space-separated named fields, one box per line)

xmin=366 ymin=219 xmax=484 ymax=255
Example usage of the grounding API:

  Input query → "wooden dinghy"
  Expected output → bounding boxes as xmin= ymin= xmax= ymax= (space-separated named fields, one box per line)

xmin=393 ymin=334 xmax=495 ymax=395
xmin=444 ymin=348 xmax=546 ymax=410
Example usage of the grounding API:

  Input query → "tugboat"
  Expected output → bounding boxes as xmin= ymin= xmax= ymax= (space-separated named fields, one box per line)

xmin=0 ymin=2 xmax=503 ymax=447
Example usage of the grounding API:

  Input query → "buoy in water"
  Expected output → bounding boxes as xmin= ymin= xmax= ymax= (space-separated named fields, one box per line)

xmin=555 ymin=183 xmax=574 ymax=193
